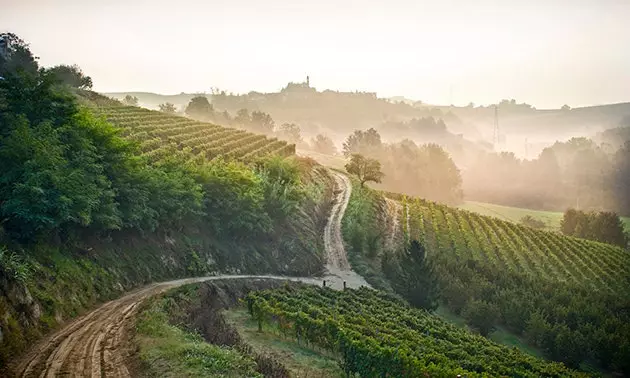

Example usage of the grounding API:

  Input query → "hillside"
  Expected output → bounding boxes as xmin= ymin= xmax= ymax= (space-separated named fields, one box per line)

xmin=343 ymin=185 xmax=630 ymax=373
xmin=95 ymin=105 xmax=295 ymax=163
xmin=459 ymin=200 xmax=630 ymax=232
xmin=247 ymin=285 xmax=581 ymax=377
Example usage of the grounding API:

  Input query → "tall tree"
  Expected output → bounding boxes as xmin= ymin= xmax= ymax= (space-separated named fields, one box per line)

xmin=276 ymin=123 xmax=301 ymax=144
xmin=310 ymin=134 xmax=337 ymax=155
xmin=46 ymin=64 xmax=93 ymax=89
xmin=123 ymin=95 xmax=138 ymax=106
xmin=392 ymin=239 xmax=440 ymax=311
xmin=158 ymin=102 xmax=177 ymax=114
xmin=342 ymin=128 xmax=382 ymax=157
xmin=345 ymin=153 xmax=384 ymax=187
xmin=250 ymin=110 xmax=275 ymax=134
xmin=185 ymin=96 xmax=214 ymax=120
xmin=0 ymin=32 xmax=39 ymax=77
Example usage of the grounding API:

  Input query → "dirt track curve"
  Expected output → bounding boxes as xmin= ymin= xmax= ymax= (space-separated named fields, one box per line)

xmin=10 ymin=171 xmax=368 ymax=377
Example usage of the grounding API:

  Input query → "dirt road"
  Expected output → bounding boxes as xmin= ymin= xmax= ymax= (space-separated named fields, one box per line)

xmin=10 ymin=171 xmax=367 ymax=377
xmin=322 ymin=172 xmax=371 ymax=290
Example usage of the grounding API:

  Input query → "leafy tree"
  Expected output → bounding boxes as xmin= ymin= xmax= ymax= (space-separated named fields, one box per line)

xmin=123 ymin=95 xmax=138 ymax=106
xmin=185 ymin=96 xmax=214 ymax=120
xmin=250 ymin=110 xmax=275 ymax=134
xmin=462 ymin=299 xmax=499 ymax=336
xmin=561 ymin=209 xmax=627 ymax=247
xmin=0 ymin=32 xmax=39 ymax=77
xmin=276 ymin=123 xmax=301 ymax=144
xmin=310 ymin=134 xmax=337 ymax=155
xmin=158 ymin=102 xmax=177 ymax=114
xmin=234 ymin=108 xmax=251 ymax=125
xmin=342 ymin=128 xmax=382 ymax=157
xmin=520 ymin=215 xmax=546 ymax=229
xmin=345 ymin=154 xmax=384 ymax=187
xmin=393 ymin=239 xmax=440 ymax=311
xmin=46 ymin=64 xmax=93 ymax=89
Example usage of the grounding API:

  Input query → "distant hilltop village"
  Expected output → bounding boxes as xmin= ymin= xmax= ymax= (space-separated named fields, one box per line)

xmin=280 ymin=76 xmax=377 ymax=99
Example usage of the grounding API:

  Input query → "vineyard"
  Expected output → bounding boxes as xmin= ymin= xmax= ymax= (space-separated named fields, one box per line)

xmin=96 ymin=106 xmax=295 ymax=163
xmin=246 ymin=285 xmax=581 ymax=377
xmin=384 ymin=193 xmax=630 ymax=372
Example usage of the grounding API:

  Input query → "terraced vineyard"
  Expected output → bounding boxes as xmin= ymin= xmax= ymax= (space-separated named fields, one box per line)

xmin=96 ymin=106 xmax=295 ymax=163
xmin=385 ymin=194 xmax=630 ymax=373
xmin=246 ymin=286 xmax=580 ymax=377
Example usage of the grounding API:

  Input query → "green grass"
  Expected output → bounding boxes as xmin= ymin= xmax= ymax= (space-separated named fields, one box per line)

xmin=136 ymin=296 xmax=261 ymax=377
xmin=435 ymin=306 xmax=544 ymax=359
xmin=224 ymin=308 xmax=344 ymax=378
xmin=459 ymin=201 xmax=630 ymax=232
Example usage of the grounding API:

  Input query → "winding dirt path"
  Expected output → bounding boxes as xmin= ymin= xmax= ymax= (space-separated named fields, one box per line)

xmin=322 ymin=172 xmax=371 ymax=290
xmin=10 ymin=170 xmax=367 ymax=377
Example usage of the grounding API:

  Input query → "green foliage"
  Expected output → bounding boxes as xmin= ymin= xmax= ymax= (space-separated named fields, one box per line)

xmin=561 ymin=208 xmax=628 ymax=247
xmin=462 ymin=299 xmax=499 ymax=336
xmin=520 ymin=215 xmax=546 ymax=229
xmin=247 ymin=286 xmax=581 ymax=377
xmin=190 ymin=159 xmax=271 ymax=237
xmin=122 ymin=95 xmax=138 ymax=106
xmin=45 ymin=64 xmax=93 ymax=89
xmin=137 ymin=295 xmax=262 ymax=377
xmin=255 ymin=155 xmax=305 ymax=221
xmin=158 ymin=102 xmax=177 ymax=114
xmin=345 ymin=153 xmax=384 ymax=187
xmin=276 ymin=122 xmax=301 ymax=144
xmin=401 ymin=194 xmax=630 ymax=373
xmin=309 ymin=134 xmax=337 ymax=155
xmin=385 ymin=239 xmax=440 ymax=311
xmin=185 ymin=96 xmax=214 ymax=120
xmin=342 ymin=128 xmax=382 ymax=157
xmin=0 ymin=246 xmax=31 ymax=282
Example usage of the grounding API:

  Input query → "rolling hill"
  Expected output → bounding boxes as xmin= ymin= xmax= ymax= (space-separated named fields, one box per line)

xmin=95 ymin=105 xmax=295 ymax=163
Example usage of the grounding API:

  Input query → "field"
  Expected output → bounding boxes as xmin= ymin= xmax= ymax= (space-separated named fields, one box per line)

xmin=97 ymin=106 xmax=295 ymax=163
xmin=459 ymin=200 xmax=630 ymax=232
xmin=394 ymin=194 xmax=630 ymax=372
xmin=246 ymin=285 xmax=580 ymax=377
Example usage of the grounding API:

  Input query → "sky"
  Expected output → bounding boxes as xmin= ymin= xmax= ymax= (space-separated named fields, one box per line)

xmin=2 ymin=0 xmax=629 ymax=108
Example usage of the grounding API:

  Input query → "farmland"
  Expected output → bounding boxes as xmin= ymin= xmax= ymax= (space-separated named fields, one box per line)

xmin=396 ymin=195 xmax=630 ymax=372
xmin=96 ymin=106 xmax=295 ymax=163
xmin=246 ymin=285 xmax=581 ymax=377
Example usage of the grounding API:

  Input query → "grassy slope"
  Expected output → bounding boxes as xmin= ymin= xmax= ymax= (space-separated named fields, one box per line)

xmin=460 ymin=200 xmax=630 ymax=232
xmin=136 ymin=292 xmax=261 ymax=377
xmin=224 ymin=308 xmax=343 ymax=377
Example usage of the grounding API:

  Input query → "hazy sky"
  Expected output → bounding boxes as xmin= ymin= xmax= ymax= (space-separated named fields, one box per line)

xmin=2 ymin=0 xmax=629 ymax=108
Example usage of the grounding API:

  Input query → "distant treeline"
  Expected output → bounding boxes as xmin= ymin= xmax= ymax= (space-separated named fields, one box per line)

xmin=463 ymin=137 xmax=630 ymax=216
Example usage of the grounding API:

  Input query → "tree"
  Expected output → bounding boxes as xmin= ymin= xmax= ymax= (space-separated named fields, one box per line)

xmin=123 ymin=95 xmax=138 ymax=106
xmin=345 ymin=154 xmax=384 ymax=187
xmin=394 ymin=239 xmax=440 ymax=311
xmin=234 ymin=108 xmax=251 ymax=126
xmin=276 ymin=123 xmax=301 ymax=144
xmin=0 ymin=32 xmax=39 ymax=77
xmin=250 ymin=110 xmax=275 ymax=134
xmin=310 ymin=134 xmax=337 ymax=155
xmin=342 ymin=128 xmax=382 ymax=157
xmin=46 ymin=64 xmax=93 ymax=89
xmin=158 ymin=102 xmax=177 ymax=114
xmin=185 ymin=96 xmax=214 ymax=120
xmin=462 ymin=299 xmax=499 ymax=337
xmin=520 ymin=215 xmax=546 ymax=229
